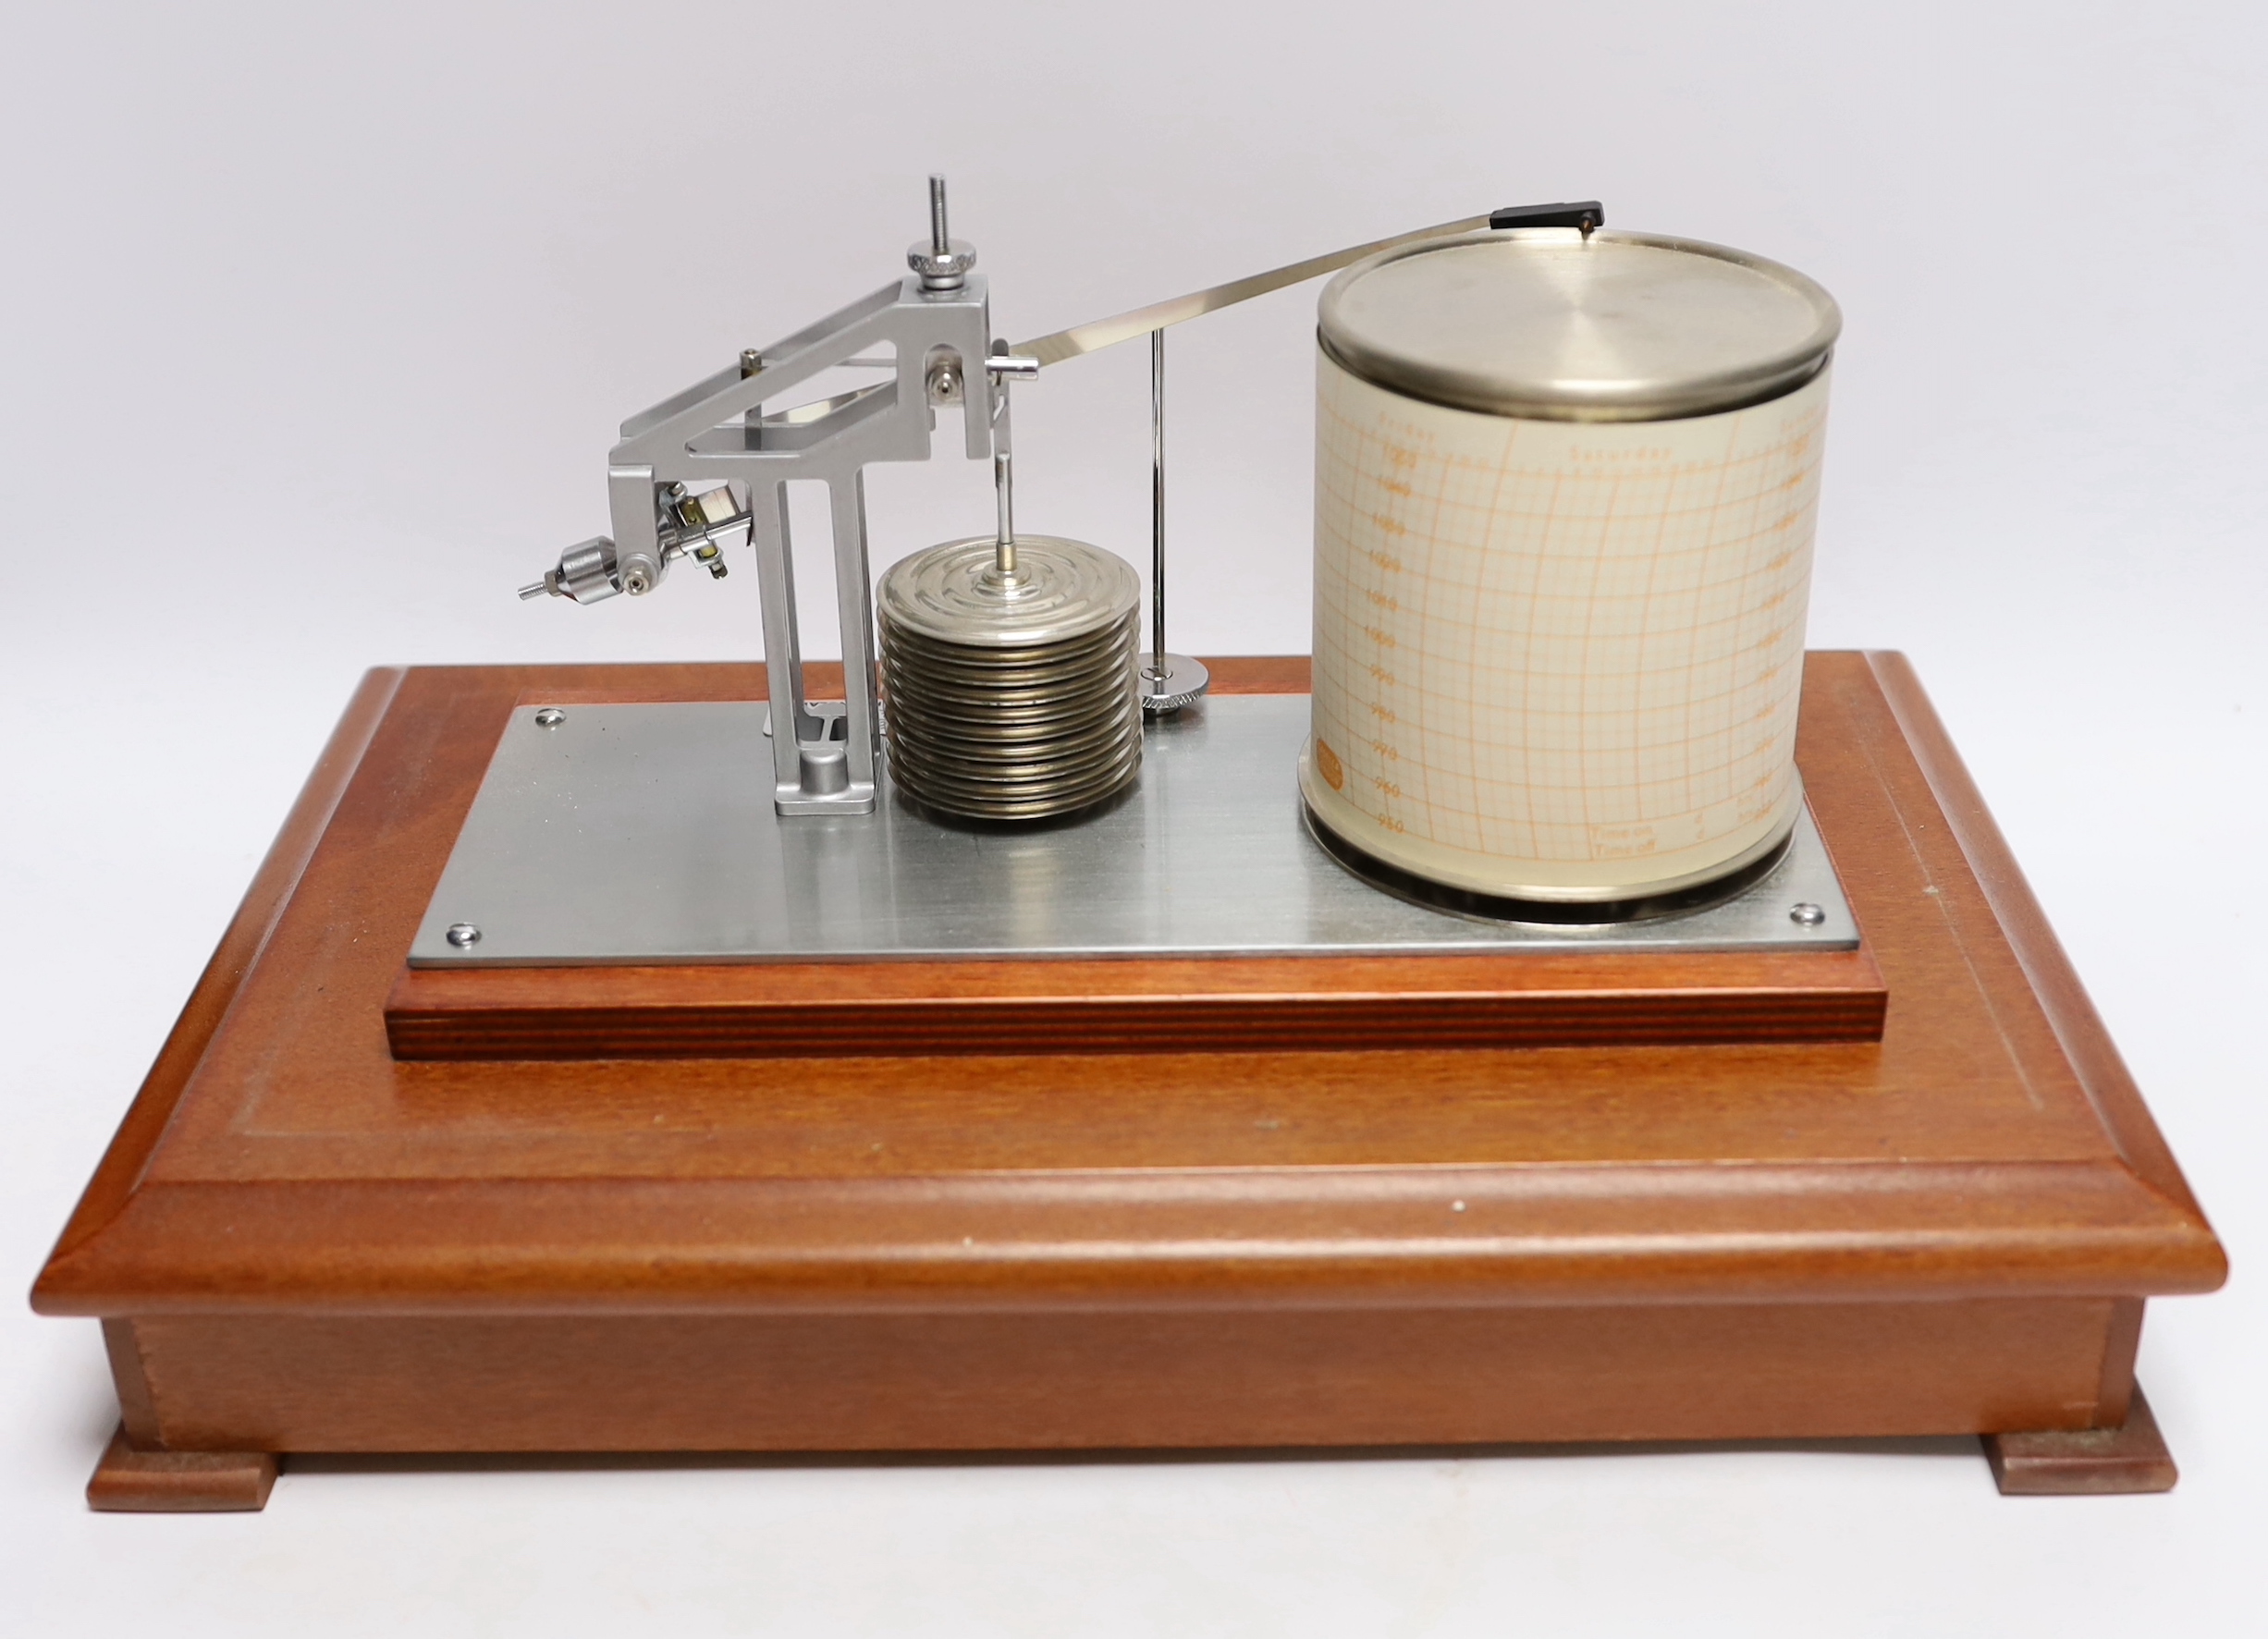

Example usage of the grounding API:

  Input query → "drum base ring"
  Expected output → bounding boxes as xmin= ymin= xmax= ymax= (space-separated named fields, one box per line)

xmin=1300 ymin=802 xmax=1798 ymax=927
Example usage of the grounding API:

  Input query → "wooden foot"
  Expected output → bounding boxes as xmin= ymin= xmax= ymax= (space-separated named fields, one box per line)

xmin=86 ymin=1424 xmax=276 ymax=1512
xmin=1983 ymin=1386 xmax=2178 ymax=1495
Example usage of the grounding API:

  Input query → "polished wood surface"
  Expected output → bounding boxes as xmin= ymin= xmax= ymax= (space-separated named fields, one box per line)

xmin=31 ymin=654 xmax=2225 ymax=1506
xmin=109 ymin=1298 xmax=2126 ymax=1455
xmin=387 ymin=940 xmax=1888 ymax=1060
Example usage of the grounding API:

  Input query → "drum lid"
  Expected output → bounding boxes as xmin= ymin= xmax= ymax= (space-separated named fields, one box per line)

xmin=1318 ymin=228 xmax=1841 ymax=422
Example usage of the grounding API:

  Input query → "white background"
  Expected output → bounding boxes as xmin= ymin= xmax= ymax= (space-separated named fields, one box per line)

xmin=3 ymin=2 xmax=2262 ymax=1633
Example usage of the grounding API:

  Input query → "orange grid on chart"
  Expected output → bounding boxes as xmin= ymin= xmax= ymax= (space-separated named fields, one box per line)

xmin=1310 ymin=360 xmax=1830 ymax=868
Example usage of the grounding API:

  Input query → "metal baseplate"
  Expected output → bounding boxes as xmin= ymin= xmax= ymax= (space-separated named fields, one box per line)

xmin=410 ymin=694 xmax=1858 ymax=967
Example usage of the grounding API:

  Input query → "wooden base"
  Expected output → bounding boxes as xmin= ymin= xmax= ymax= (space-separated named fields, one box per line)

xmin=386 ymin=946 xmax=1888 ymax=1061
xmin=87 ymin=1425 xmax=276 ymax=1512
xmin=69 ymin=1382 xmax=2185 ymax=1516
xmin=77 ymin=1384 xmax=2193 ymax=1515
xmin=96 ymin=1297 xmax=2146 ymax=1455
xmin=31 ymin=654 xmax=2225 ymax=1509
xmin=1985 ymin=1386 xmax=2179 ymax=1495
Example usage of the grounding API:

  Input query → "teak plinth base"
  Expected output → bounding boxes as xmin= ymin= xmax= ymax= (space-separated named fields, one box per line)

xmin=34 ymin=655 xmax=2225 ymax=1510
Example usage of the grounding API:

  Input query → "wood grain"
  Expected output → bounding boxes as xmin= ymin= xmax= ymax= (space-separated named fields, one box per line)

xmin=386 ymin=949 xmax=1889 ymax=1061
xmin=86 ymin=1424 xmax=276 ymax=1511
xmin=30 ymin=654 xmax=2225 ymax=1496
xmin=1984 ymin=1384 xmax=2179 ymax=1495
xmin=101 ymin=1317 xmax=162 ymax=1447
xmin=1865 ymin=654 xmax=2209 ymax=1221
xmin=118 ymin=1298 xmax=2125 ymax=1455
xmin=42 ymin=667 xmax=404 ymax=1268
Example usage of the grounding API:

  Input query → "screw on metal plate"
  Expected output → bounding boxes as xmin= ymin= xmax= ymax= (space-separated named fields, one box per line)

xmin=533 ymin=708 xmax=567 ymax=728
xmin=445 ymin=922 xmax=483 ymax=948
xmin=1789 ymin=902 xmax=1827 ymax=927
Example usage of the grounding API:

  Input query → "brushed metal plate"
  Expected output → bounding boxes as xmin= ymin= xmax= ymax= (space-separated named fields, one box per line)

xmin=410 ymin=694 xmax=1858 ymax=965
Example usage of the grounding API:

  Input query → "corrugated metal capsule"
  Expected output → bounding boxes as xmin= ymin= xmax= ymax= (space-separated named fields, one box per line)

xmin=878 ymin=535 xmax=1143 ymax=821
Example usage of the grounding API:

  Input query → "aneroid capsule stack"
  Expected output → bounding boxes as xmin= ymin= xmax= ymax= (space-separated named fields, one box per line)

xmin=877 ymin=534 xmax=1143 ymax=821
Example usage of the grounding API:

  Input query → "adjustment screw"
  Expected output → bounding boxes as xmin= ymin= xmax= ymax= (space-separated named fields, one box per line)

xmin=533 ymin=707 xmax=566 ymax=728
xmin=1789 ymin=902 xmax=1827 ymax=927
xmin=445 ymin=922 xmax=482 ymax=948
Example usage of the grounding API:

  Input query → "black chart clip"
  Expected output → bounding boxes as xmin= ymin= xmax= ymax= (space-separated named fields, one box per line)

xmin=1488 ymin=201 xmax=1604 ymax=236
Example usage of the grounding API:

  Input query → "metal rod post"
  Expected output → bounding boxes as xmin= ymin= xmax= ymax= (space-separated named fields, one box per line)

xmin=992 ymin=377 xmax=1017 ymax=577
xmin=928 ymin=175 xmax=950 ymax=256
xmin=1149 ymin=328 xmax=1167 ymax=675
xmin=1135 ymin=326 xmax=1206 ymax=715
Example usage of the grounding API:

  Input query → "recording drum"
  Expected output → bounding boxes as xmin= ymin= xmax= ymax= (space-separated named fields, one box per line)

xmin=1301 ymin=228 xmax=1842 ymax=911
